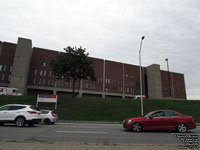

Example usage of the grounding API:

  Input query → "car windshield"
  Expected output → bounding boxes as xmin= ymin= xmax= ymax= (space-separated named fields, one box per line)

xmin=144 ymin=111 xmax=154 ymax=117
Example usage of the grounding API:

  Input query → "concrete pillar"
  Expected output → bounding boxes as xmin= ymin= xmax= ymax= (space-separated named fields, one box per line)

xmin=9 ymin=37 xmax=33 ymax=95
xmin=147 ymin=64 xmax=162 ymax=99
xmin=0 ymin=41 xmax=2 ymax=56
xmin=53 ymin=79 xmax=57 ymax=95
xmin=78 ymin=79 xmax=83 ymax=98
xmin=122 ymin=63 xmax=125 ymax=99
xmin=102 ymin=60 xmax=106 ymax=98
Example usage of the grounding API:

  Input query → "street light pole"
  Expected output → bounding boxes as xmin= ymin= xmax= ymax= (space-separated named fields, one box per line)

xmin=139 ymin=36 xmax=145 ymax=116
xmin=165 ymin=58 xmax=171 ymax=97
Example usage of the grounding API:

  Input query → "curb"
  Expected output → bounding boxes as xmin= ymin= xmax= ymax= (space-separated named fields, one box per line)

xmin=58 ymin=120 xmax=200 ymax=126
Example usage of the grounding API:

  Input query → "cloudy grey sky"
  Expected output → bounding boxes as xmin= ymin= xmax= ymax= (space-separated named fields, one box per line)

xmin=0 ymin=0 xmax=200 ymax=100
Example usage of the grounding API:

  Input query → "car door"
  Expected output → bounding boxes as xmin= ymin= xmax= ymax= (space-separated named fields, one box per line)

xmin=0 ymin=105 xmax=10 ymax=120
xmin=6 ymin=106 xmax=21 ymax=120
xmin=144 ymin=111 xmax=166 ymax=130
xmin=163 ymin=111 xmax=180 ymax=130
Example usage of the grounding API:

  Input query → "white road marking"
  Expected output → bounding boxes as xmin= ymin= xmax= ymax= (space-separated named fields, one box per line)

xmin=62 ymin=125 xmax=104 ymax=128
xmin=56 ymin=131 xmax=108 ymax=134
xmin=56 ymin=123 xmax=121 ymax=127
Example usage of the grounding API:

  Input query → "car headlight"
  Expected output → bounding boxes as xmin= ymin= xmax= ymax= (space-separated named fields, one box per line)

xmin=124 ymin=120 xmax=132 ymax=123
xmin=127 ymin=120 xmax=132 ymax=123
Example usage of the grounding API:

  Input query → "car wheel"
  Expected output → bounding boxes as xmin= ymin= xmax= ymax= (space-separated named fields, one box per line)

xmin=51 ymin=122 xmax=55 ymax=125
xmin=132 ymin=122 xmax=142 ymax=132
xmin=177 ymin=123 xmax=187 ymax=133
xmin=0 ymin=122 xmax=4 ymax=126
xmin=15 ymin=117 xmax=25 ymax=127
xmin=44 ymin=118 xmax=51 ymax=125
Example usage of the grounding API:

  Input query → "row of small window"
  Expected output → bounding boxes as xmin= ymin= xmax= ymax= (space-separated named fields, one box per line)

xmin=33 ymin=78 xmax=102 ymax=90
xmin=106 ymin=86 xmax=135 ymax=93
xmin=125 ymin=74 xmax=134 ymax=79
xmin=106 ymin=79 xmax=136 ymax=87
xmin=163 ymin=86 xmax=185 ymax=93
xmin=0 ymin=65 xmax=13 ymax=72
xmin=33 ymin=78 xmax=73 ymax=87
xmin=34 ymin=69 xmax=52 ymax=77
xmin=0 ymin=74 xmax=11 ymax=81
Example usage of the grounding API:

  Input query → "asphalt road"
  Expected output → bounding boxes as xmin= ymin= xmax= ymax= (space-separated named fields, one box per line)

xmin=0 ymin=123 xmax=199 ymax=145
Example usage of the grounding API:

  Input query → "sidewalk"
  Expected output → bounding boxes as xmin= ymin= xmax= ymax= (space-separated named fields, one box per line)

xmin=0 ymin=140 xmax=183 ymax=150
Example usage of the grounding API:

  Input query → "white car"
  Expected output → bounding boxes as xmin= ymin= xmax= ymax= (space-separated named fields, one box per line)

xmin=134 ymin=95 xmax=146 ymax=99
xmin=0 ymin=104 xmax=42 ymax=127
xmin=40 ymin=110 xmax=58 ymax=125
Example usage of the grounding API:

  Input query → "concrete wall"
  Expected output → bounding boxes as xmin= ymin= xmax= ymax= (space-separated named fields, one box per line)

xmin=9 ymin=38 xmax=33 ymax=95
xmin=147 ymin=64 xmax=162 ymax=99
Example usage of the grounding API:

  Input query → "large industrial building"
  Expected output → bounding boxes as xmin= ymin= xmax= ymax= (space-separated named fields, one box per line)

xmin=0 ymin=37 xmax=187 ymax=99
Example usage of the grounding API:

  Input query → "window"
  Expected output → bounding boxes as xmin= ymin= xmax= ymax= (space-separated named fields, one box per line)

xmin=10 ymin=66 xmax=13 ymax=72
xmin=1 ymin=74 xmax=4 ymax=80
xmin=61 ymin=80 xmax=64 ymax=86
xmin=152 ymin=111 xmax=165 ymax=118
xmin=66 ymin=81 xmax=69 ymax=87
xmin=39 ymin=78 xmax=42 ymax=84
xmin=8 ymin=75 xmax=11 ymax=81
xmin=3 ymin=65 xmax=6 ymax=71
xmin=85 ymin=83 xmax=88 ymax=89
xmin=0 ymin=105 xmax=10 ymax=111
xmin=44 ymin=70 xmax=46 ymax=76
xmin=98 ymin=77 xmax=102 ymax=83
xmin=57 ymin=80 xmax=61 ymax=86
xmin=41 ymin=110 xmax=49 ymax=114
xmin=90 ymin=84 xmax=95 ymax=89
xmin=69 ymin=81 xmax=72 ymax=87
xmin=51 ymin=80 xmax=54 ymax=86
xmin=126 ymin=88 xmax=129 ymax=92
xmin=106 ymin=78 xmax=110 ymax=84
xmin=125 ymin=74 xmax=128 ymax=78
xmin=30 ymin=106 xmax=40 ymax=111
xmin=34 ymin=69 xmax=37 ymax=75
xmin=0 ymin=65 xmax=2 ymax=71
xmin=9 ymin=106 xmax=26 ymax=110
xmin=49 ymin=71 xmax=52 ymax=77
xmin=43 ymin=79 xmax=45 ymax=84
xmin=164 ymin=111 xmax=180 ymax=117
xmin=43 ymin=62 xmax=46 ymax=67
xmin=33 ymin=78 xmax=36 ymax=84
xmin=48 ymin=79 xmax=51 ymax=85
xmin=40 ymin=70 xmax=43 ymax=76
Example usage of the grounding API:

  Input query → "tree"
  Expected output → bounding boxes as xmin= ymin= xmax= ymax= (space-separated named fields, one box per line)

xmin=50 ymin=46 xmax=96 ymax=97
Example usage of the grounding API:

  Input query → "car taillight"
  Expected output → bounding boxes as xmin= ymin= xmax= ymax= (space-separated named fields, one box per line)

xmin=51 ymin=112 xmax=55 ymax=117
xmin=28 ymin=111 xmax=37 ymax=114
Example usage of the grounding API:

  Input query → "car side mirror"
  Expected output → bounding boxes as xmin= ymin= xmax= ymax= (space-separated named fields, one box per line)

xmin=149 ymin=116 xmax=153 ymax=119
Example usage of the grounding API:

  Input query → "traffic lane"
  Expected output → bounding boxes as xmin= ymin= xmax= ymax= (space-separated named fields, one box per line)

xmin=0 ymin=123 xmax=199 ymax=144
xmin=49 ymin=123 xmax=199 ymax=144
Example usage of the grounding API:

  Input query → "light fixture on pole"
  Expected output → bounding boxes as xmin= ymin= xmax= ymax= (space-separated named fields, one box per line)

xmin=165 ymin=58 xmax=171 ymax=97
xmin=139 ymin=36 xmax=145 ymax=116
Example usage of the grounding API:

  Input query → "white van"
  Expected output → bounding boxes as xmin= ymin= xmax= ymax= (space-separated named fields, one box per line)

xmin=0 ymin=87 xmax=22 ymax=96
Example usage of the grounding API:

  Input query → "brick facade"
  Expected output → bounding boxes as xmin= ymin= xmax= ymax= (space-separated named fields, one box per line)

xmin=0 ymin=38 xmax=187 ymax=99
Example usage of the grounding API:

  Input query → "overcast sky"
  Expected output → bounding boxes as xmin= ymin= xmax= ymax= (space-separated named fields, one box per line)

xmin=0 ymin=0 xmax=200 ymax=100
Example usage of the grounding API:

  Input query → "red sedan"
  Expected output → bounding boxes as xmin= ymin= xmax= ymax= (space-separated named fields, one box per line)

xmin=123 ymin=110 xmax=196 ymax=133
